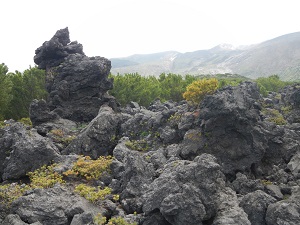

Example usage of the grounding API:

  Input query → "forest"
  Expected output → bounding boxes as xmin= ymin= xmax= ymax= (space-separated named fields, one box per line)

xmin=0 ymin=62 xmax=295 ymax=121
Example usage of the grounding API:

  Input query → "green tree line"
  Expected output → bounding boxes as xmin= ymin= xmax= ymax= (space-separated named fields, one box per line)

xmin=109 ymin=73 xmax=249 ymax=107
xmin=0 ymin=61 xmax=296 ymax=120
xmin=0 ymin=63 xmax=47 ymax=120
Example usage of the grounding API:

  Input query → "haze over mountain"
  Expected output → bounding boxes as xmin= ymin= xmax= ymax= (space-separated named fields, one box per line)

xmin=111 ymin=32 xmax=300 ymax=81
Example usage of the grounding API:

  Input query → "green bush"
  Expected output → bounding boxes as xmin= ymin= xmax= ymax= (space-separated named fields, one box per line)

xmin=262 ymin=108 xmax=287 ymax=125
xmin=256 ymin=75 xmax=292 ymax=97
xmin=18 ymin=117 xmax=32 ymax=127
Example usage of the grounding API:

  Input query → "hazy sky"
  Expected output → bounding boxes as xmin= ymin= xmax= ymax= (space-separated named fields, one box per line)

xmin=1 ymin=0 xmax=299 ymax=72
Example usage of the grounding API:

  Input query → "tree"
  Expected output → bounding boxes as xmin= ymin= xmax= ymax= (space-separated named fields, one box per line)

xmin=110 ymin=73 xmax=162 ymax=107
xmin=159 ymin=73 xmax=189 ymax=102
xmin=256 ymin=75 xmax=291 ymax=97
xmin=6 ymin=66 xmax=47 ymax=119
xmin=183 ymin=78 xmax=219 ymax=105
xmin=0 ymin=63 xmax=12 ymax=119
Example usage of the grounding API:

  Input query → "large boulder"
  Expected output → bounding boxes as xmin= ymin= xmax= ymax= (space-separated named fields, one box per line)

xmin=0 ymin=214 xmax=42 ymax=225
xmin=240 ymin=190 xmax=277 ymax=225
xmin=266 ymin=187 xmax=300 ymax=225
xmin=142 ymin=154 xmax=250 ymax=225
xmin=63 ymin=106 xmax=122 ymax=158
xmin=31 ymin=27 xmax=116 ymax=123
xmin=180 ymin=82 xmax=267 ymax=175
xmin=0 ymin=121 xmax=59 ymax=180
xmin=10 ymin=184 xmax=104 ymax=225
xmin=111 ymin=138 xmax=156 ymax=214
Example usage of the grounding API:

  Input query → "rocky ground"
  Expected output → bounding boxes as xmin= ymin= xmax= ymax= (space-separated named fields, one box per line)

xmin=0 ymin=28 xmax=300 ymax=225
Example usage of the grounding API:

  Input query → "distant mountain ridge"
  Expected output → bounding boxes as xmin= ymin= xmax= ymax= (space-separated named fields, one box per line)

xmin=110 ymin=32 xmax=300 ymax=81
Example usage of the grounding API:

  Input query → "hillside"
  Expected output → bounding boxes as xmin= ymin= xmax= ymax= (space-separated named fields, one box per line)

xmin=111 ymin=32 xmax=300 ymax=81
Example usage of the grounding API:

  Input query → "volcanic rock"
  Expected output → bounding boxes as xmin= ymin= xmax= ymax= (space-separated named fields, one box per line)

xmin=31 ymin=27 xmax=116 ymax=123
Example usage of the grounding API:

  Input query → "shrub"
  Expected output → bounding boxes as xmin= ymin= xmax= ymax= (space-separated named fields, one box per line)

xmin=256 ymin=75 xmax=293 ymax=97
xmin=94 ymin=214 xmax=137 ymax=225
xmin=50 ymin=129 xmax=64 ymax=137
xmin=18 ymin=117 xmax=32 ymax=127
xmin=125 ymin=140 xmax=149 ymax=151
xmin=63 ymin=156 xmax=113 ymax=180
xmin=262 ymin=108 xmax=287 ymax=125
xmin=74 ymin=184 xmax=112 ymax=203
xmin=0 ymin=183 xmax=30 ymax=208
xmin=183 ymin=78 xmax=219 ymax=105
xmin=27 ymin=164 xmax=65 ymax=189
xmin=0 ymin=121 xmax=6 ymax=128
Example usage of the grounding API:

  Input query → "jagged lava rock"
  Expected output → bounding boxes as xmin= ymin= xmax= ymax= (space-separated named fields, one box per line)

xmin=0 ymin=121 xmax=59 ymax=180
xmin=0 ymin=214 xmax=42 ymax=225
xmin=9 ymin=184 xmax=105 ymax=225
xmin=181 ymin=82 xmax=267 ymax=175
xmin=31 ymin=27 xmax=115 ymax=123
xmin=142 ymin=153 xmax=250 ymax=225
xmin=111 ymin=137 xmax=156 ymax=214
xmin=266 ymin=187 xmax=300 ymax=225
xmin=63 ymin=105 xmax=122 ymax=158
xmin=240 ymin=190 xmax=276 ymax=225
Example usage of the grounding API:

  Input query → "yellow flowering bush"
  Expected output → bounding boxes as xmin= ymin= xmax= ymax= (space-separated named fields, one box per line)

xmin=74 ymin=184 xmax=112 ymax=203
xmin=183 ymin=78 xmax=219 ymax=105
xmin=63 ymin=155 xmax=113 ymax=180
xmin=27 ymin=164 xmax=65 ymax=189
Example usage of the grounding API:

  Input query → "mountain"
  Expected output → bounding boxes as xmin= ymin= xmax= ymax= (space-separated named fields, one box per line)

xmin=111 ymin=32 xmax=300 ymax=81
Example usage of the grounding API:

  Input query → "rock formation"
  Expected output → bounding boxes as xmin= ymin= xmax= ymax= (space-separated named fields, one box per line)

xmin=1 ymin=28 xmax=300 ymax=225
xmin=31 ymin=27 xmax=116 ymax=124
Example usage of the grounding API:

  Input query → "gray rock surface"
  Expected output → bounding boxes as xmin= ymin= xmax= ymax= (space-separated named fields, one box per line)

xmin=0 ymin=121 xmax=59 ymax=180
xmin=231 ymin=173 xmax=264 ymax=194
xmin=111 ymin=138 xmax=155 ymax=213
xmin=266 ymin=187 xmax=300 ymax=225
xmin=29 ymin=99 xmax=57 ymax=126
xmin=240 ymin=190 xmax=276 ymax=225
xmin=142 ymin=153 xmax=249 ymax=225
xmin=265 ymin=184 xmax=284 ymax=200
xmin=63 ymin=106 xmax=121 ymax=158
xmin=10 ymin=185 xmax=104 ymax=225
xmin=1 ymin=214 xmax=42 ymax=225
xmin=288 ymin=151 xmax=300 ymax=176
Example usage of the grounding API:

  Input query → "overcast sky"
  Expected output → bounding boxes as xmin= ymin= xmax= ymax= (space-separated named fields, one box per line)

xmin=1 ymin=0 xmax=299 ymax=72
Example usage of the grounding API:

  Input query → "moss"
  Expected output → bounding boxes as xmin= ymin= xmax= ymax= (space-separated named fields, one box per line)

xmin=185 ymin=131 xmax=202 ymax=141
xmin=94 ymin=214 xmax=137 ymax=225
xmin=17 ymin=117 xmax=32 ymax=127
xmin=50 ymin=129 xmax=64 ymax=137
xmin=125 ymin=140 xmax=149 ymax=151
xmin=280 ymin=105 xmax=293 ymax=115
xmin=0 ymin=121 xmax=8 ymax=128
xmin=261 ymin=179 xmax=273 ymax=186
xmin=60 ymin=135 xmax=76 ymax=144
